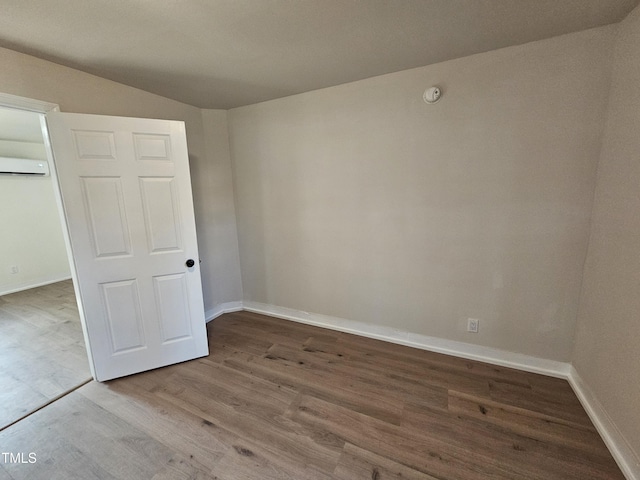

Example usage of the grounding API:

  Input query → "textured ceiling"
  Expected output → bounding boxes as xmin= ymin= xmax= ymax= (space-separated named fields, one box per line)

xmin=0 ymin=0 xmax=638 ymax=109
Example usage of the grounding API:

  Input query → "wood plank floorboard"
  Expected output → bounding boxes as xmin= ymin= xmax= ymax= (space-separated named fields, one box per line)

xmin=0 ymin=280 xmax=91 ymax=430
xmin=0 ymin=311 xmax=625 ymax=479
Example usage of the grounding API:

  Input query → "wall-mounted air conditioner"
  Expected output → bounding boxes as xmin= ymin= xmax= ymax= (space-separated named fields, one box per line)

xmin=0 ymin=157 xmax=49 ymax=176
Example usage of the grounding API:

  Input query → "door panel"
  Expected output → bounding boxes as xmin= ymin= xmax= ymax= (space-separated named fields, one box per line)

xmin=73 ymin=129 xmax=117 ymax=160
xmin=139 ymin=177 xmax=183 ymax=253
xmin=101 ymin=279 xmax=146 ymax=353
xmin=133 ymin=133 xmax=172 ymax=161
xmin=81 ymin=176 xmax=132 ymax=257
xmin=46 ymin=112 xmax=208 ymax=381
xmin=153 ymin=273 xmax=192 ymax=343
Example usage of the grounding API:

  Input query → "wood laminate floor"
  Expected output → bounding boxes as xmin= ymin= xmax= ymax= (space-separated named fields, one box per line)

xmin=0 ymin=311 xmax=625 ymax=479
xmin=0 ymin=280 xmax=91 ymax=430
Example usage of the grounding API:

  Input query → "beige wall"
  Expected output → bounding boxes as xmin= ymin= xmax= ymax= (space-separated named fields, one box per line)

xmin=0 ymin=46 xmax=242 ymax=309
xmin=200 ymin=110 xmax=243 ymax=308
xmin=573 ymin=4 xmax=640 ymax=463
xmin=0 ymin=175 xmax=70 ymax=295
xmin=0 ymin=118 xmax=70 ymax=294
xmin=228 ymin=26 xmax=615 ymax=361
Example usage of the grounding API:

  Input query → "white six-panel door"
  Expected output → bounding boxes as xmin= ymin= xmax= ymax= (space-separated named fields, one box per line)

xmin=46 ymin=112 xmax=208 ymax=381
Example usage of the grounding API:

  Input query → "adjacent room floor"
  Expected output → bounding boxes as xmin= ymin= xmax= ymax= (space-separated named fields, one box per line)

xmin=0 ymin=311 xmax=625 ymax=479
xmin=0 ymin=280 xmax=91 ymax=430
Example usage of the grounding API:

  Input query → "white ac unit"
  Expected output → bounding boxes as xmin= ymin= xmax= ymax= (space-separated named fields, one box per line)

xmin=0 ymin=157 xmax=50 ymax=176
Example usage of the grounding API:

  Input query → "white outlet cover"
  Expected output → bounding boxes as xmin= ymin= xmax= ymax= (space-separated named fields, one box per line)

xmin=467 ymin=318 xmax=479 ymax=333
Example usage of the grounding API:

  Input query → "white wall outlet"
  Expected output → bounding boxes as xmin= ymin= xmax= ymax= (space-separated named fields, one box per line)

xmin=9 ymin=265 xmax=19 ymax=274
xmin=467 ymin=318 xmax=479 ymax=333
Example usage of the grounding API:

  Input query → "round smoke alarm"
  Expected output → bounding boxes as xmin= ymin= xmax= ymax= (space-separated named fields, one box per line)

xmin=423 ymin=86 xmax=442 ymax=104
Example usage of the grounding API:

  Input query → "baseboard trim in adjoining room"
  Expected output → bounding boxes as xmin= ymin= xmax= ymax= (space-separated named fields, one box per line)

xmin=0 ymin=275 xmax=72 ymax=297
xmin=567 ymin=367 xmax=640 ymax=480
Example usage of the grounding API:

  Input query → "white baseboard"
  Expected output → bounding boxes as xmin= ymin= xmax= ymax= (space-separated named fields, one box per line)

xmin=214 ymin=300 xmax=638 ymax=478
xmin=567 ymin=366 xmax=640 ymax=480
xmin=242 ymin=300 xmax=570 ymax=378
xmin=205 ymin=301 xmax=243 ymax=322
xmin=0 ymin=275 xmax=72 ymax=296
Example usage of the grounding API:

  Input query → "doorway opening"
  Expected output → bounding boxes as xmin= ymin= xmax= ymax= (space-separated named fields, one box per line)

xmin=0 ymin=102 xmax=91 ymax=430
xmin=1 ymin=92 xmax=208 ymax=387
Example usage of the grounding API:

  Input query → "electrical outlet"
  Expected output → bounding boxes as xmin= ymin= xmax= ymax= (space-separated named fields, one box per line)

xmin=9 ymin=266 xmax=19 ymax=275
xmin=467 ymin=318 xmax=479 ymax=333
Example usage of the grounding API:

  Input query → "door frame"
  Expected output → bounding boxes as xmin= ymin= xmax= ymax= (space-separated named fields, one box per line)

xmin=0 ymin=92 xmax=97 ymax=379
